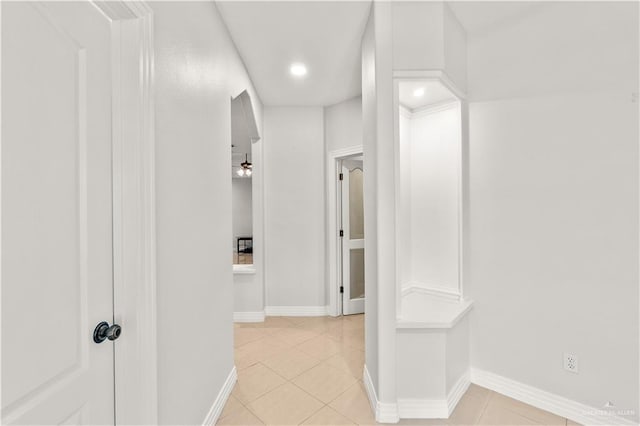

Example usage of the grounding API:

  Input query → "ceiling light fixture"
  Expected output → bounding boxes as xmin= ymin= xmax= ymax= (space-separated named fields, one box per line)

xmin=237 ymin=153 xmax=253 ymax=177
xmin=413 ymin=87 xmax=425 ymax=97
xmin=290 ymin=63 xmax=307 ymax=77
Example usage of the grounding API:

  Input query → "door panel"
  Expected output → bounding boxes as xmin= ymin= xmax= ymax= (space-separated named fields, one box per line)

xmin=2 ymin=2 xmax=115 ymax=424
xmin=349 ymin=248 xmax=365 ymax=300
xmin=341 ymin=160 xmax=365 ymax=315
xmin=348 ymin=168 xmax=364 ymax=240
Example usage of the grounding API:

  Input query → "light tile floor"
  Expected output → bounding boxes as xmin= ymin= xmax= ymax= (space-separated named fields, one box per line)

xmin=218 ymin=315 xmax=575 ymax=426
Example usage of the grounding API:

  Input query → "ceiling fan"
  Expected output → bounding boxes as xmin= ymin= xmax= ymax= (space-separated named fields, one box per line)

xmin=235 ymin=153 xmax=252 ymax=177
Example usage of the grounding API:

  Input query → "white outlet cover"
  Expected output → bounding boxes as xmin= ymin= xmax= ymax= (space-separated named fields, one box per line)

xmin=564 ymin=353 xmax=579 ymax=373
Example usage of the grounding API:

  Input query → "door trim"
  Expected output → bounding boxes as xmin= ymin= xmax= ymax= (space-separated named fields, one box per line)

xmin=93 ymin=2 xmax=157 ymax=424
xmin=326 ymin=146 xmax=363 ymax=317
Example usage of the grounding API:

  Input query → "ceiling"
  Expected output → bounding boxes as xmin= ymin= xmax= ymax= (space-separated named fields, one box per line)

xmin=447 ymin=2 xmax=545 ymax=36
xmin=217 ymin=2 xmax=544 ymax=107
xmin=217 ymin=1 xmax=371 ymax=106
xmin=399 ymin=80 xmax=457 ymax=111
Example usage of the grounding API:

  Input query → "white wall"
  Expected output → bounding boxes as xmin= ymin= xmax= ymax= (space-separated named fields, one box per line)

xmin=442 ymin=3 xmax=467 ymax=94
xmin=409 ymin=106 xmax=460 ymax=291
xmin=232 ymin=178 xmax=252 ymax=249
xmin=398 ymin=111 xmax=412 ymax=289
xmin=391 ymin=2 xmax=467 ymax=92
xmin=152 ymin=2 xmax=263 ymax=424
xmin=467 ymin=2 xmax=638 ymax=420
xmin=398 ymin=105 xmax=461 ymax=292
xmin=263 ymin=107 xmax=326 ymax=308
xmin=391 ymin=2 xmax=444 ymax=72
xmin=324 ymin=96 xmax=363 ymax=310
xmin=373 ymin=2 xmax=397 ymax=406
xmin=361 ymin=6 xmax=380 ymax=394
xmin=467 ymin=2 xmax=636 ymax=101
xmin=362 ymin=2 xmax=398 ymax=412
xmin=324 ymin=96 xmax=362 ymax=153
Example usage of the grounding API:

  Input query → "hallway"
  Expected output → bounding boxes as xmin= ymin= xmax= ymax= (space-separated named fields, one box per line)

xmin=1 ymin=1 xmax=637 ymax=424
xmin=218 ymin=315 xmax=575 ymax=426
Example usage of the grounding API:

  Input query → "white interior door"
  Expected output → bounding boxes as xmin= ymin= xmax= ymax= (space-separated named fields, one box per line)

xmin=341 ymin=159 xmax=365 ymax=315
xmin=2 ymin=2 xmax=116 ymax=424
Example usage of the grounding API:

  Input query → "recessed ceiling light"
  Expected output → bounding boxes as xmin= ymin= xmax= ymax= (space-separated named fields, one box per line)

xmin=290 ymin=63 xmax=307 ymax=77
xmin=413 ymin=87 xmax=425 ymax=97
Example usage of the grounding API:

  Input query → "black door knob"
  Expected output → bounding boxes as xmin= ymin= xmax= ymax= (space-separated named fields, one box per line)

xmin=93 ymin=321 xmax=122 ymax=343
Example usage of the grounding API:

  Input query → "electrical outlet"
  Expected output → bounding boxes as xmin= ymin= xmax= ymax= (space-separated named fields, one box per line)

xmin=564 ymin=353 xmax=579 ymax=373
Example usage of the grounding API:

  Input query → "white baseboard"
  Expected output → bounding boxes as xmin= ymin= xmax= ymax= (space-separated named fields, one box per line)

xmin=363 ymin=365 xmax=400 ymax=423
xmin=470 ymin=368 xmax=637 ymax=426
xmin=447 ymin=370 xmax=471 ymax=415
xmin=398 ymin=399 xmax=448 ymax=419
xmin=378 ymin=402 xmax=401 ymax=424
xmin=397 ymin=370 xmax=470 ymax=419
xmin=363 ymin=365 xmax=378 ymax=413
xmin=265 ymin=305 xmax=328 ymax=316
xmin=233 ymin=311 xmax=265 ymax=322
xmin=202 ymin=366 xmax=237 ymax=425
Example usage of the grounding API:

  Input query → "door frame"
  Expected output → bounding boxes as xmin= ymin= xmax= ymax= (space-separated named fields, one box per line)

xmin=326 ymin=146 xmax=363 ymax=317
xmin=93 ymin=2 xmax=157 ymax=424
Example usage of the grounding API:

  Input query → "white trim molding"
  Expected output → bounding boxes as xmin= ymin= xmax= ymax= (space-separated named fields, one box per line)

xmin=363 ymin=365 xmax=400 ymax=423
xmin=411 ymin=100 xmax=459 ymax=118
xmin=202 ymin=367 xmax=238 ymax=426
xmin=447 ymin=371 xmax=471 ymax=415
xmin=396 ymin=295 xmax=473 ymax=329
xmin=399 ymin=100 xmax=459 ymax=118
xmin=328 ymin=145 xmax=365 ymax=160
xmin=265 ymin=305 xmax=329 ymax=317
xmin=392 ymin=69 xmax=467 ymax=100
xmin=398 ymin=399 xmax=448 ymax=419
xmin=400 ymin=282 xmax=461 ymax=302
xmin=95 ymin=2 xmax=158 ymax=425
xmin=233 ymin=264 xmax=256 ymax=275
xmin=471 ymin=368 xmax=637 ymax=426
xmin=233 ymin=311 xmax=265 ymax=323
xmin=326 ymin=145 xmax=364 ymax=317
xmin=397 ymin=371 xmax=470 ymax=419
xmin=378 ymin=402 xmax=401 ymax=424
xmin=399 ymin=104 xmax=412 ymax=119
xmin=363 ymin=365 xmax=378 ymax=413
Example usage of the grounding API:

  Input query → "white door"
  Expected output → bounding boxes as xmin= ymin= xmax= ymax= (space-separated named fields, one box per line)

xmin=2 ymin=2 xmax=116 ymax=424
xmin=341 ymin=159 xmax=365 ymax=315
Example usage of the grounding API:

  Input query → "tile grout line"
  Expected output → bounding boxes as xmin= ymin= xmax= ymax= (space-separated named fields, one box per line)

xmin=480 ymin=390 xmax=571 ymax=426
xmin=324 ymin=380 xmax=368 ymax=426
xmin=225 ymin=316 xmax=365 ymax=425
xmin=475 ymin=389 xmax=494 ymax=424
xmin=242 ymin=358 xmax=338 ymax=425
